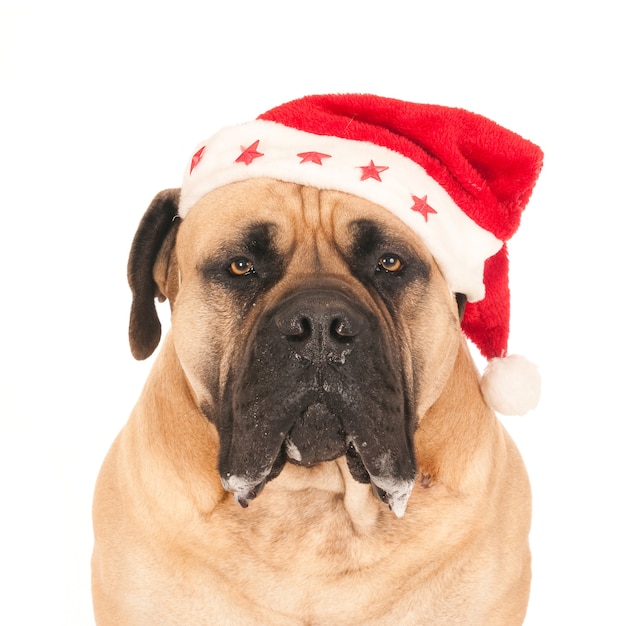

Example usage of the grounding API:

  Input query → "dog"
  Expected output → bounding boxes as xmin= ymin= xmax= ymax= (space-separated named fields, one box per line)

xmin=92 ymin=177 xmax=532 ymax=625
xmin=93 ymin=93 xmax=543 ymax=624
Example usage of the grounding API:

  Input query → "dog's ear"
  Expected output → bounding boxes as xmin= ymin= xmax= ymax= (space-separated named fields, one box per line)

xmin=128 ymin=189 xmax=181 ymax=360
xmin=455 ymin=293 xmax=467 ymax=322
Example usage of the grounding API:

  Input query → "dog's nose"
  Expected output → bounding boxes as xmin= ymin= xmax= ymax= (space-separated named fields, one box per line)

xmin=274 ymin=291 xmax=365 ymax=361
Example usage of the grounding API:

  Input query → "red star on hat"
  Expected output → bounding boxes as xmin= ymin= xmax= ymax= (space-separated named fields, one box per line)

xmin=297 ymin=151 xmax=332 ymax=165
xmin=190 ymin=146 xmax=205 ymax=174
xmin=235 ymin=140 xmax=264 ymax=165
xmin=410 ymin=195 xmax=437 ymax=221
xmin=359 ymin=160 xmax=389 ymax=181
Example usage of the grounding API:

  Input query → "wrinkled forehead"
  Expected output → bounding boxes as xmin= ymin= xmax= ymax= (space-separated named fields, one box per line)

xmin=178 ymin=178 xmax=431 ymax=258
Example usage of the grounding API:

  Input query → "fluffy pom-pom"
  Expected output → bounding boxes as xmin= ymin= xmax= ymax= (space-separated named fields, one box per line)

xmin=480 ymin=354 xmax=541 ymax=416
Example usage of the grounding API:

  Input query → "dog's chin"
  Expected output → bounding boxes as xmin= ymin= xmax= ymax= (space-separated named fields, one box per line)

xmin=281 ymin=404 xmax=372 ymax=485
xmin=282 ymin=402 xmax=348 ymax=467
xmin=220 ymin=402 xmax=415 ymax=519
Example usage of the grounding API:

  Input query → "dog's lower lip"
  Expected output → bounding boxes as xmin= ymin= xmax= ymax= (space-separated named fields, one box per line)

xmin=222 ymin=437 xmax=415 ymax=517
xmin=371 ymin=479 xmax=414 ymax=518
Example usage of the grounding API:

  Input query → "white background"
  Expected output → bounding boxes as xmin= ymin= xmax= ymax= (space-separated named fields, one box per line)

xmin=1 ymin=1 xmax=624 ymax=624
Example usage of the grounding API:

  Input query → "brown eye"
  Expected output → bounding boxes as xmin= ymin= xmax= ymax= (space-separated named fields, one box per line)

xmin=378 ymin=254 xmax=403 ymax=273
xmin=229 ymin=257 xmax=254 ymax=276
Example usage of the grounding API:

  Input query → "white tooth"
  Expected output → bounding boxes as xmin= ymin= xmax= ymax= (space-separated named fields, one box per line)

xmin=284 ymin=437 xmax=302 ymax=462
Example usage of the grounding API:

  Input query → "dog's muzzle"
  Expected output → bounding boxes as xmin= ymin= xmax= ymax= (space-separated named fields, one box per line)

xmin=217 ymin=288 xmax=417 ymax=517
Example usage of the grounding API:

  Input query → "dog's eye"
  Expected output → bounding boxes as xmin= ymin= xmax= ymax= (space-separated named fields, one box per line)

xmin=377 ymin=254 xmax=404 ymax=273
xmin=229 ymin=257 xmax=255 ymax=276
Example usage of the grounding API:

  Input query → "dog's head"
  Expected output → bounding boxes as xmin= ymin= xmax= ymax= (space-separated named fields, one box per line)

xmin=128 ymin=178 xmax=464 ymax=517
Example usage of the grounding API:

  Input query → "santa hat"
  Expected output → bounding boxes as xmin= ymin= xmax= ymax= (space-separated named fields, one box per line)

xmin=178 ymin=94 xmax=543 ymax=415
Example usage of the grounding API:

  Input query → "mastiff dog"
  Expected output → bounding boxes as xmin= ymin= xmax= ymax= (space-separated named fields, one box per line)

xmin=92 ymin=94 xmax=543 ymax=625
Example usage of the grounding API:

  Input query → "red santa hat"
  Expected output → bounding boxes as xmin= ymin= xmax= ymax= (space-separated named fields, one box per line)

xmin=178 ymin=94 xmax=543 ymax=415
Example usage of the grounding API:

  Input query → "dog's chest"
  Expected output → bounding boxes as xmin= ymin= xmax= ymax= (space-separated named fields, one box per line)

xmin=145 ymin=491 xmax=467 ymax=624
xmin=130 ymin=515 xmax=489 ymax=626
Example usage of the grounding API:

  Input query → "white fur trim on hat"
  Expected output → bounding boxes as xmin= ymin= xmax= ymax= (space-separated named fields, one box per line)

xmin=178 ymin=120 xmax=503 ymax=303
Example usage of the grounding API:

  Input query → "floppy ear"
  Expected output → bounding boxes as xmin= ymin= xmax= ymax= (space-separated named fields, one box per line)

xmin=127 ymin=188 xmax=181 ymax=360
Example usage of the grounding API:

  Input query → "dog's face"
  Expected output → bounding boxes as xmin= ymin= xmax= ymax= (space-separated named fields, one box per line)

xmin=131 ymin=178 xmax=462 ymax=517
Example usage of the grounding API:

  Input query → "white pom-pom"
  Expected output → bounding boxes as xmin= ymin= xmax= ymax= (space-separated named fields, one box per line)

xmin=480 ymin=354 xmax=541 ymax=416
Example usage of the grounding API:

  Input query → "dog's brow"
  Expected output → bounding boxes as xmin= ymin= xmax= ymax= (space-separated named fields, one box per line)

xmin=242 ymin=222 xmax=278 ymax=257
xmin=349 ymin=219 xmax=384 ymax=256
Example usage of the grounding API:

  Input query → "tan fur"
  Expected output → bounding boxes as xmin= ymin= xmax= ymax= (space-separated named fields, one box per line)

xmin=92 ymin=179 xmax=531 ymax=625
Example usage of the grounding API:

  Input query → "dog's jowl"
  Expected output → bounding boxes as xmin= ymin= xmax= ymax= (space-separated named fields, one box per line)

xmin=92 ymin=94 xmax=543 ymax=625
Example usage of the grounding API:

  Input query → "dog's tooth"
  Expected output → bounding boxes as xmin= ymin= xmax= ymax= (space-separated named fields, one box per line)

xmin=284 ymin=437 xmax=302 ymax=462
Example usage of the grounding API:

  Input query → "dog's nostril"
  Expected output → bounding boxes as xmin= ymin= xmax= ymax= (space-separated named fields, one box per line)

xmin=277 ymin=315 xmax=312 ymax=340
xmin=332 ymin=316 xmax=359 ymax=339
